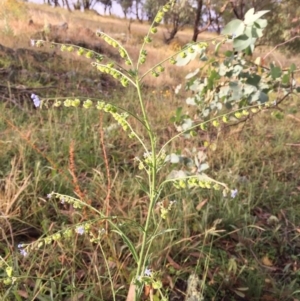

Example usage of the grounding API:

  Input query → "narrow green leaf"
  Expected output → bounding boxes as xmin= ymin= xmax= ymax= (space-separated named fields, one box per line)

xmin=112 ymin=230 xmax=139 ymax=263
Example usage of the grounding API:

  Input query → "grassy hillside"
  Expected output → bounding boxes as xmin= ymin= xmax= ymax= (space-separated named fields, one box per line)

xmin=0 ymin=1 xmax=300 ymax=301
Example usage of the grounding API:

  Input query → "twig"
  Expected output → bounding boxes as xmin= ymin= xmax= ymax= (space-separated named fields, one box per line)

xmin=286 ymin=143 xmax=300 ymax=146
xmin=263 ymin=35 xmax=300 ymax=61
xmin=99 ymin=112 xmax=112 ymax=232
xmin=287 ymin=114 xmax=300 ymax=123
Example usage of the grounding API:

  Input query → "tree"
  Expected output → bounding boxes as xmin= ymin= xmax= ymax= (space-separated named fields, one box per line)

xmin=62 ymin=0 xmax=72 ymax=11
xmin=163 ymin=0 xmax=195 ymax=43
xmin=143 ymin=0 xmax=167 ymax=22
xmin=259 ymin=0 xmax=300 ymax=53
xmin=117 ymin=0 xmax=134 ymax=18
xmin=133 ymin=0 xmax=143 ymax=22
xmin=99 ymin=0 xmax=112 ymax=14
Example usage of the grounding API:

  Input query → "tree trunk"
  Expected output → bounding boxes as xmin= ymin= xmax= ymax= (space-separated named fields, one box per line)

xmin=62 ymin=0 xmax=72 ymax=11
xmin=135 ymin=0 xmax=141 ymax=22
xmin=192 ymin=0 xmax=203 ymax=42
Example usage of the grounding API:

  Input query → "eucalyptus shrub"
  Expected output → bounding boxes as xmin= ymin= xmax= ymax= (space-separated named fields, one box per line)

xmin=4 ymin=3 xmax=300 ymax=301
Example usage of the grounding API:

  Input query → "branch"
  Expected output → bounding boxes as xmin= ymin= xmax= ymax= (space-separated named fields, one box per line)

xmin=263 ymin=35 xmax=300 ymax=60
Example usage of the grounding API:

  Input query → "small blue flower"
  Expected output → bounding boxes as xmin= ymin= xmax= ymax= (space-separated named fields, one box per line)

xmin=231 ymin=189 xmax=238 ymax=198
xmin=31 ymin=93 xmax=41 ymax=108
xmin=144 ymin=267 xmax=152 ymax=277
xmin=76 ymin=226 xmax=85 ymax=235
xmin=18 ymin=244 xmax=28 ymax=257
xmin=20 ymin=249 xmax=28 ymax=257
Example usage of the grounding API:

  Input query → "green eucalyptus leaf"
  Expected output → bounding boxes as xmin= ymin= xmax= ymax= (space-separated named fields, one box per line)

xmin=186 ymin=97 xmax=197 ymax=105
xmin=166 ymin=153 xmax=182 ymax=163
xmin=198 ymin=163 xmax=209 ymax=172
xmin=290 ymin=63 xmax=296 ymax=72
xmin=282 ymin=73 xmax=290 ymax=85
xmin=270 ymin=65 xmax=282 ymax=79
xmin=254 ymin=19 xmax=268 ymax=29
xmin=252 ymin=26 xmax=264 ymax=38
xmin=244 ymin=8 xmax=269 ymax=26
xmin=222 ymin=19 xmax=245 ymax=37
xmin=186 ymin=68 xmax=200 ymax=79
xmin=233 ymin=35 xmax=253 ymax=51
xmin=233 ymin=65 xmax=243 ymax=76
xmin=245 ymin=74 xmax=261 ymax=87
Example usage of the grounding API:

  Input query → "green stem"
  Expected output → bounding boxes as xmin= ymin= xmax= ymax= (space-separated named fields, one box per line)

xmin=134 ymin=79 xmax=158 ymax=296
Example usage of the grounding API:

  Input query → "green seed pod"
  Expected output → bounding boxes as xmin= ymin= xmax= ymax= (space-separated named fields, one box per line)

xmin=190 ymin=130 xmax=197 ymax=137
xmin=97 ymin=66 xmax=105 ymax=72
xmin=179 ymin=180 xmax=186 ymax=188
xmin=222 ymin=116 xmax=229 ymax=123
xmin=52 ymin=233 xmax=61 ymax=241
xmin=251 ymin=108 xmax=258 ymax=113
xmin=198 ymin=181 xmax=206 ymax=188
xmin=4 ymin=278 xmax=12 ymax=285
xmin=144 ymin=36 xmax=152 ymax=43
xmin=67 ymin=46 xmax=74 ymax=52
xmin=200 ymin=123 xmax=207 ymax=131
xmin=180 ymin=52 xmax=187 ymax=58
xmin=163 ymin=4 xmax=171 ymax=12
xmin=212 ymin=120 xmax=219 ymax=127
xmin=53 ymin=100 xmax=61 ymax=107
xmin=85 ymin=51 xmax=94 ymax=59
xmin=119 ymin=49 xmax=126 ymax=58
xmin=125 ymin=60 xmax=132 ymax=66
xmin=71 ymin=99 xmax=81 ymax=107
xmin=96 ymin=101 xmax=105 ymax=110
xmin=95 ymin=55 xmax=103 ymax=62
xmin=213 ymin=184 xmax=220 ymax=190
xmin=151 ymin=27 xmax=158 ymax=34
xmin=157 ymin=11 xmax=164 ymax=18
xmin=141 ymin=50 xmax=147 ymax=56
xmin=139 ymin=57 xmax=146 ymax=64
xmin=205 ymin=182 xmax=211 ymax=189
xmin=121 ymin=78 xmax=129 ymax=87
xmin=152 ymin=71 xmax=159 ymax=77
xmin=104 ymin=36 xmax=112 ymax=45
xmin=64 ymin=99 xmax=72 ymax=107
xmin=234 ymin=112 xmax=242 ymax=119
xmin=83 ymin=99 xmax=93 ymax=109
xmin=154 ymin=16 xmax=162 ymax=23
xmin=113 ymin=72 xmax=121 ymax=79
xmin=77 ymin=48 xmax=84 ymax=56
xmin=242 ymin=110 xmax=249 ymax=116
xmin=169 ymin=58 xmax=177 ymax=65
xmin=36 ymin=40 xmax=44 ymax=47
xmin=188 ymin=47 xmax=195 ymax=53
xmin=107 ymin=62 xmax=114 ymax=68
xmin=112 ymin=41 xmax=118 ymax=48
xmin=157 ymin=65 xmax=165 ymax=72
xmin=60 ymin=45 xmax=67 ymax=52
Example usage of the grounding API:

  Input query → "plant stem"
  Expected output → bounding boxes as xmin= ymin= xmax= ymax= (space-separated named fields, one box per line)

xmin=134 ymin=79 xmax=158 ymax=298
